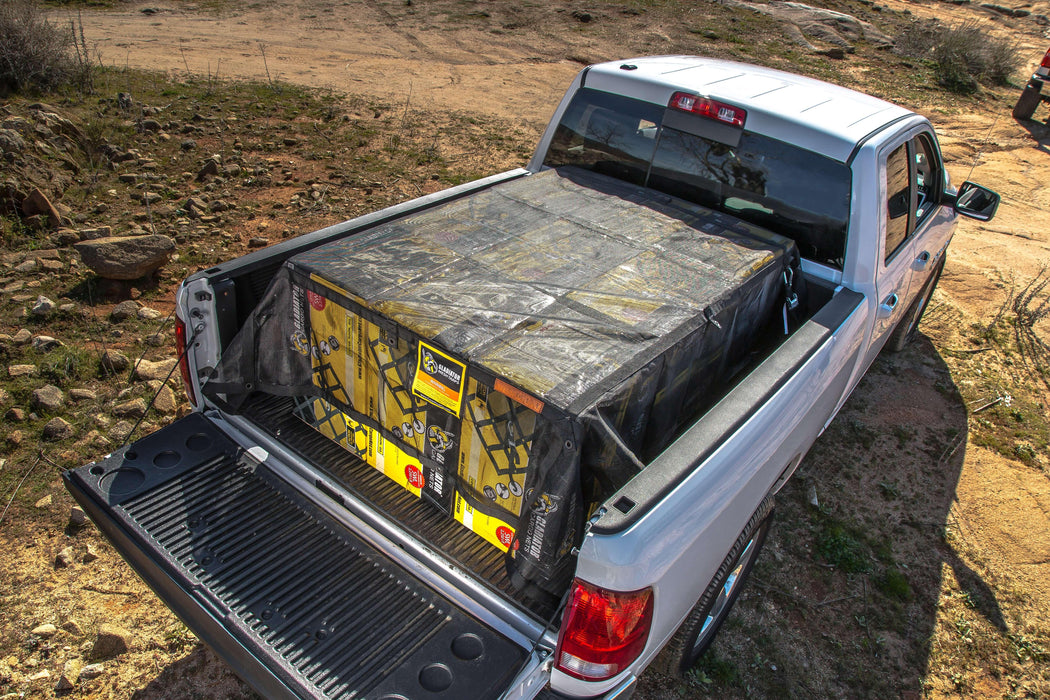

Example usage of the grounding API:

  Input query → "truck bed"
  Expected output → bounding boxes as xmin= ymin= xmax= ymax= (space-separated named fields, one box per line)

xmin=64 ymin=413 xmax=530 ymax=700
xmin=241 ymin=393 xmax=559 ymax=620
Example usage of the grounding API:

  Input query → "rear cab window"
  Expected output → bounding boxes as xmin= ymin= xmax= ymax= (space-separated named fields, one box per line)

xmin=543 ymin=88 xmax=853 ymax=269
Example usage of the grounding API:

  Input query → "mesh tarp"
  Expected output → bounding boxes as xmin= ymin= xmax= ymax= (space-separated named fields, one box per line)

xmin=204 ymin=167 xmax=799 ymax=597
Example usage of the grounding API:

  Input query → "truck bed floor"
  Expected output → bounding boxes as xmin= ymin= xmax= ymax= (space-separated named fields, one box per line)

xmin=240 ymin=393 xmax=558 ymax=619
xmin=65 ymin=412 xmax=528 ymax=700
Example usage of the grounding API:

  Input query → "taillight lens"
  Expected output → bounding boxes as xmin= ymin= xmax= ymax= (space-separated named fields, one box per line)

xmin=669 ymin=91 xmax=746 ymax=128
xmin=555 ymin=579 xmax=653 ymax=682
xmin=1041 ymin=49 xmax=1050 ymax=69
xmin=174 ymin=315 xmax=198 ymax=408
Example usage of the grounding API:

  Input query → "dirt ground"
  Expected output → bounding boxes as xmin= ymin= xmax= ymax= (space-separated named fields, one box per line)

xmin=3 ymin=0 xmax=1049 ymax=697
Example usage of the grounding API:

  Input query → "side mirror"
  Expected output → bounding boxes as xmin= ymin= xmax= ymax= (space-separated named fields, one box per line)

xmin=953 ymin=181 xmax=1000 ymax=221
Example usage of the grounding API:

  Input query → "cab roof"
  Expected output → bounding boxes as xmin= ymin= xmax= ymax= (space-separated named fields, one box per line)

xmin=583 ymin=56 xmax=916 ymax=162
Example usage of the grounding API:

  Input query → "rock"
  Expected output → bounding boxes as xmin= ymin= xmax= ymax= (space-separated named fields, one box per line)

xmin=62 ymin=619 xmax=84 ymax=636
xmin=55 ymin=672 xmax=75 ymax=692
xmin=7 ymin=429 xmax=24 ymax=446
xmin=2 ymin=281 xmax=25 ymax=294
xmin=181 ymin=138 xmax=196 ymax=150
xmin=79 ymin=663 xmax=104 ymax=681
xmin=571 ymin=9 xmax=593 ymax=22
xmin=31 ymin=385 xmax=65 ymax=411
xmin=74 ymin=235 xmax=175 ymax=280
xmin=70 ymin=388 xmax=97 ymax=402
xmin=148 ymin=382 xmax=177 ymax=414
xmin=113 ymin=398 xmax=147 ymax=419
xmin=78 ymin=226 xmax=112 ymax=240
xmin=282 ymin=137 xmax=299 ymax=146
xmin=55 ymin=546 xmax=75 ymax=568
xmin=248 ymin=236 xmax=269 ymax=248
xmin=70 ymin=506 xmax=88 ymax=527
xmin=136 ymin=306 xmax=162 ymax=320
xmin=139 ymin=119 xmax=162 ymax=132
xmin=146 ymin=332 xmax=167 ymax=346
xmin=12 ymin=328 xmax=32 ymax=345
xmin=30 ymin=295 xmax=56 ymax=317
xmin=196 ymin=159 xmax=220 ymax=181
xmin=42 ymin=417 xmax=74 ymax=440
xmin=101 ymin=349 xmax=130 ymax=373
xmin=91 ymin=624 xmax=131 ymax=659
xmin=82 ymin=543 xmax=99 ymax=563
xmin=14 ymin=259 xmax=38 ymax=273
xmin=52 ymin=229 xmax=81 ymax=247
xmin=0 ymin=387 xmax=7 ymax=403
xmin=34 ymin=494 xmax=52 ymax=509
xmin=209 ymin=199 xmax=230 ymax=212
xmin=31 ymin=335 xmax=63 ymax=352
xmin=110 ymin=420 xmax=135 ymax=442
xmin=8 ymin=364 xmax=36 ymax=377
xmin=808 ymin=483 xmax=820 ymax=508
xmin=110 ymin=300 xmax=141 ymax=322
xmin=31 ymin=624 xmax=57 ymax=638
xmin=118 ymin=173 xmax=139 ymax=184
xmin=6 ymin=408 xmax=25 ymax=422
xmin=58 ymin=302 xmax=78 ymax=314
xmin=40 ymin=258 xmax=64 ymax=272
xmin=0 ymin=128 xmax=27 ymax=153
xmin=133 ymin=358 xmax=177 ymax=382
xmin=28 ymin=669 xmax=51 ymax=681
xmin=184 ymin=196 xmax=208 ymax=217
xmin=22 ymin=188 xmax=62 ymax=229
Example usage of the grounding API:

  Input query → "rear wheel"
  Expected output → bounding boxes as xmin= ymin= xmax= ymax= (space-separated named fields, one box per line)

xmin=651 ymin=496 xmax=774 ymax=676
xmin=1014 ymin=82 xmax=1042 ymax=120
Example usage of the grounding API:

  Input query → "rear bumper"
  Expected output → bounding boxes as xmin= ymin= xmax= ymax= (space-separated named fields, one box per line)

xmin=64 ymin=412 xmax=530 ymax=699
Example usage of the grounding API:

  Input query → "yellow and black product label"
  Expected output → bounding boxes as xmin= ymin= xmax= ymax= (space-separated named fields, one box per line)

xmin=412 ymin=341 xmax=466 ymax=417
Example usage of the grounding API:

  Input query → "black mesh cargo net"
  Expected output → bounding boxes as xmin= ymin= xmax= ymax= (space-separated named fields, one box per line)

xmin=204 ymin=167 xmax=802 ymax=599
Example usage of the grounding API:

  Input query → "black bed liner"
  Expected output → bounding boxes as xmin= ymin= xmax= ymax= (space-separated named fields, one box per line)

xmin=241 ymin=393 xmax=559 ymax=620
xmin=64 ymin=412 xmax=528 ymax=700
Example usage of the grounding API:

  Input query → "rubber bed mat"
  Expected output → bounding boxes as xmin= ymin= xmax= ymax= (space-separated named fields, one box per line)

xmin=65 ymin=412 xmax=527 ymax=700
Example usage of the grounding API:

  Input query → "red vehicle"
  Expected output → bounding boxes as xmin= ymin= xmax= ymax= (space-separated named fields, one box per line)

xmin=1014 ymin=47 xmax=1050 ymax=119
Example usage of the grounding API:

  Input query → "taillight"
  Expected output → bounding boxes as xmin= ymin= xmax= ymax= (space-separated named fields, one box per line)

xmin=174 ymin=314 xmax=198 ymax=408
xmin=1041 ymin=48 xmax=1050 ymax=69
xmin=669 ymin=91 xmax=746 ymax=128
xmin=554 ymin=579 xmax=653 ymax=682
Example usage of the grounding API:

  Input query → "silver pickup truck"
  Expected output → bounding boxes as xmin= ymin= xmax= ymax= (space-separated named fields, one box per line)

xmin=65 ymin=56 xmax=999 ymax=700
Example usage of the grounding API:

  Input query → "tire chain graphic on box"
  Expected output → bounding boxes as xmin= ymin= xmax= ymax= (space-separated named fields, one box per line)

xmin=466 ymin=391 xmax=533 ymax=478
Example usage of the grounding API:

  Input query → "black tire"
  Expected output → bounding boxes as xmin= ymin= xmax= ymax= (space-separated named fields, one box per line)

xmin=1014 ymin=82 xmax=1042 ymax=120
xmin=651 ymin=496 xmax=774 ymax=677
xmin=886 ymin=255 xmax=945 ymax=353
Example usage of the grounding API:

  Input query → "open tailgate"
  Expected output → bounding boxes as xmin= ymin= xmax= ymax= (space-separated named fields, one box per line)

xmin=63 ymin=412 xmax=529 ymax=699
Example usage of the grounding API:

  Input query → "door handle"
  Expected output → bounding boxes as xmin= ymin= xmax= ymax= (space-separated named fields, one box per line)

xmin=878 ymin=293 xmax=899 ymax=319
xmin=913 ymin=251 xmax=931 ymax=271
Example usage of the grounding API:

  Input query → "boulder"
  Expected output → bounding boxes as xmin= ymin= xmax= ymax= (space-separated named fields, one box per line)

xmin=42 ymin=417 xmax=74 ymax=440
xmin=22 ymin=188 xmax=62 ymax=229
xmin=74 ymin=235 xmax=175 ymax=280
xmin=31 ymin=384 xmax=65 ymax=411
xmin=101 ymin=349 xmax=130 ymax=373
xmin=91 ymin=624 xmax=131 ymax=659
xmin=133 ymin=358 xmax=177 ymax=382
xmin=110 ymin=300 xmax=141 ymax=322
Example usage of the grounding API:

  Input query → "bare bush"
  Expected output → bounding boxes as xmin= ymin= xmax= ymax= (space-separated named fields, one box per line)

xmin=895 ymin=20 xmax=1020 ymax=94
xmin=0 ymin=1 xmax=93 ymax=95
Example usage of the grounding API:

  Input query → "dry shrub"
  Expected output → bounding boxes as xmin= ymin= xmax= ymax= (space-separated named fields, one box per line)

xmin=0 ymin=0 xmax=93 ymax=95
xmin=896 ymin=19 xmax=1020 ymax=94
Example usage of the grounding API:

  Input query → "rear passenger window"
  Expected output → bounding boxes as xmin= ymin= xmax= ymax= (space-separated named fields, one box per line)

xmin=885 ymin=144 xmax=911 ymax=262
xmin=884 ymin=134 xmax=944 ymax=263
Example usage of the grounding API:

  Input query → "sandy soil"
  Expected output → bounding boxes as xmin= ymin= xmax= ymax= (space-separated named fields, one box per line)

xmin=10 ymin=0 xmax=1050 ymax=697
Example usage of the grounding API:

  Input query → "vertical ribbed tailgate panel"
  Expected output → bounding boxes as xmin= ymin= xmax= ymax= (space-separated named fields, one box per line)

xmin=67 ymin=413 xmax=526 ymax=700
